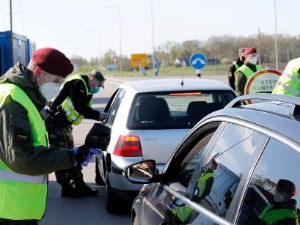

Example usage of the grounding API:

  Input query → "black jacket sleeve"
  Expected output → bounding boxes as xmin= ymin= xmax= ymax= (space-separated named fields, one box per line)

xmin=69 ymin=78 xmax=100 ymax=121
xmin=50 ymin=77 xmax=100 ymax=121
xmin=228 ymin=64 xmax=236 ymax=90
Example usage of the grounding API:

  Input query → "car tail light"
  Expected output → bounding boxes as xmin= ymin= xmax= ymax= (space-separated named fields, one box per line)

xmin=113 ymin=135 xmax=142 ymax=157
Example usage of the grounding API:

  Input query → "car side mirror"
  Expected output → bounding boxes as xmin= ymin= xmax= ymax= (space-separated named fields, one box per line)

xmin=124 ymin=160 xmax=156 ymax=184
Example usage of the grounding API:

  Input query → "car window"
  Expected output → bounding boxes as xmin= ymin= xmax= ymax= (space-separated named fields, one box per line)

xmin=127 ymin=91 xmax=236 ymax=129
xmin=237 ymin=138 xmax=300 ymax=225
xmin=190 ymin=123 xmax=265 ymax=219
xmin=106 ymin=88 xmax=125 ymax=127
xmin=165 ymin=122 xmax=224 ymax=189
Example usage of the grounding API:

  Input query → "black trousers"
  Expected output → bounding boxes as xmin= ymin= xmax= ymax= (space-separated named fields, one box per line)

xmin=45 ymin=114 xmax=84 ymax=184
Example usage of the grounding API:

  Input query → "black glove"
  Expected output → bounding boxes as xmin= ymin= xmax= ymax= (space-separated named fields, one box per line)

xmin=73 ymin=145 xmax=89 ymax=166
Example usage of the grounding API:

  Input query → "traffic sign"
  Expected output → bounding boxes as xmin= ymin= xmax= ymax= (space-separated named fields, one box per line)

xmin=190 ymin=53 xmax=207 ymax=70
xmin=131 ymin=54 xmax=148 ymax=67
xmin=244 ymin=69 xmax=281 ymax=95
xmin=107 ymin=64 xmax=117 ymax=71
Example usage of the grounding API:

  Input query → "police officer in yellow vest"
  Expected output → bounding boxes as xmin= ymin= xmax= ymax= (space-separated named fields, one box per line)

xmin=0 ymin=47 xmax=97 ymax=225
xmin=45 ymin=69 xmax=107 ymax=198
xmin=256 ymin=179 xmax=299 ymax=225
xmin=272 ymin=57 xmax=300 ymax=96
xmin=228 ymin=48 xmax=246 ymax=90
xmin=234 ymin=48 xmax=263 ymax=96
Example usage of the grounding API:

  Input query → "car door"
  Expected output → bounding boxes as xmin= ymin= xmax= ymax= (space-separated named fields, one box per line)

xmin=185 ymin=122 xmax=268 ymax=224
xmin=138 ymin=183 xmax=177 ymax=224
xmin=138 ymin=121 xmax=224 ymax=225
xmin=236 ymin=137 xmax=300 ymax=225
xmin=97 ymin=88 xmax=125 ymax=180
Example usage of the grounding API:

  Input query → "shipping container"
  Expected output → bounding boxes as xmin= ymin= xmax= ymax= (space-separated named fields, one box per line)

xmin=0 ymin=31 xmax=36 ymax=75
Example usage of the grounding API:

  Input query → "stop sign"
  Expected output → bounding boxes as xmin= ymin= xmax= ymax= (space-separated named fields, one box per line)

xmin=244 ymin=69 xmax=282 ymax=95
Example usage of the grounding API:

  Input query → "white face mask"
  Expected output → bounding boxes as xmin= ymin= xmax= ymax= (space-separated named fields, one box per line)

xmin=249 ymin=56 xmax=258 ymax=65
xmin=39 ymin=82 xmax=61 ymax=101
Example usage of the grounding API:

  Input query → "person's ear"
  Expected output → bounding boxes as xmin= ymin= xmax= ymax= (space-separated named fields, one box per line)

xmin=34 ymin=67 xmax=42 ymax=75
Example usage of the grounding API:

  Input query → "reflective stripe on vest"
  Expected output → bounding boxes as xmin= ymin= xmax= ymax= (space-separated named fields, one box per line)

xmin=234 ymin=64 xmax=263 ymax=79
xmin=60 ymin=74 xmax=92 ymax=125
xmin=197 ymin=172 xmax=214 ymax=198
xmin=272 ymin=58 xmax=300 ymax=96
xmin=0 ymin=83 xmax=47 ymax=220
xmin=259 ymin=204 xmax=298 ymax=225
xmin=0 ymin=170 xmax=47 ymax=184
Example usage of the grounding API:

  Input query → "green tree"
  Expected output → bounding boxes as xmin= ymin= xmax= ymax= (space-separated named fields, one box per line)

xmin=102 ymin=49 xmax=117 ymax=68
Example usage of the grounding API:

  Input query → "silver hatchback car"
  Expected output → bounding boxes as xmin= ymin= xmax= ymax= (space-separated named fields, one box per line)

xmin=95 ymin=78 xmax=236 ymax=213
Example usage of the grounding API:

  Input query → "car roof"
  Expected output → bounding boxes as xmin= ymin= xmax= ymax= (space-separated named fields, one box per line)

xmin=204 ymin=94 xmax=300 ymax=145
xmin=119 ymin=78 xmax=234 ymax=93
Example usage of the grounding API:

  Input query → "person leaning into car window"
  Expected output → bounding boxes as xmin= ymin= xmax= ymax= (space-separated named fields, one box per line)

xmin=255 ymin=179 xmax=299 ymax=225
xmin=44 ymin=69 xmax=107 ymax=198
xmin=194 ymin=158 xmax=219 ymax=204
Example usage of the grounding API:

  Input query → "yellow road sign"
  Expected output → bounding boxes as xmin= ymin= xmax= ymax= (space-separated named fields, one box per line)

xmin=131 ymin=54 xmax=148 ymax=67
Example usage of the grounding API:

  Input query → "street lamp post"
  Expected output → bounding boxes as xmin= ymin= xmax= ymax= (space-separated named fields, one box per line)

xmin=103 ymin=7 xmax=122 ymax=75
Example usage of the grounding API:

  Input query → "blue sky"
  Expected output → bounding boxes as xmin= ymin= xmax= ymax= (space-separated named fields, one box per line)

xmin=0 ymin=0 xmax=299 ymax=60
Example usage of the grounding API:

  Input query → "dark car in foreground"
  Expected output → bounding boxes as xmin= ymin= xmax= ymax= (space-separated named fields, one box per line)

xmin=125 ymin=94 xmax=300 ymax=225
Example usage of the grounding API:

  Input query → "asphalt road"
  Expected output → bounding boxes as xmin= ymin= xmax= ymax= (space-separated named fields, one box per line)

xmin=39 ymin=75 xmax=229 ymax=225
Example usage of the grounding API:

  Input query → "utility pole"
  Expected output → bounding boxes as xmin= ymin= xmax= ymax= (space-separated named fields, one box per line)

xmin=258 ymin=28 xmax=262 ymax=64
xmin=274 ymin=0 xmax=279 ymax=70
xmin=150 ymin=0 xmax=156 ymax=76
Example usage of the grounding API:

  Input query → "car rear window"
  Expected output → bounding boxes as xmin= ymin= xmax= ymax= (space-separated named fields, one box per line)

xmin=127 ymin=91 xmax=236 ymax=129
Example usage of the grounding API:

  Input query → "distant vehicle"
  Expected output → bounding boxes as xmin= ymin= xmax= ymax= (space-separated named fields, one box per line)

xmin=125 ymin=94 xmax=300 ymax=225
xmin=95 ymin=78 xmax=236 ymax=213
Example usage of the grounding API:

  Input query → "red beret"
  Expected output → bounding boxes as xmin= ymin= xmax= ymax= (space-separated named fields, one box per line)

xmin=243 ymin=48 xmax=256 ymax=55
xmin=32 ymin=47 xmax=73 ymax=78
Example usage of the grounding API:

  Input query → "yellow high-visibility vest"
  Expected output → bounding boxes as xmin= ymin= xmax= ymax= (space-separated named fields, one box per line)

xmin=59 ymin=74 xmax=92 ymax=125
xmin=0 ymin=83 xmax=48 ymax=220
xmin=272 ymin=57 xmax=300 ymax=96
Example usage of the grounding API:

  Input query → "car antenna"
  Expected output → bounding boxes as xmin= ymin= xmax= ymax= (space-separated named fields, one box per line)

xmin=181 ymin=80 xmax=184 ymax=86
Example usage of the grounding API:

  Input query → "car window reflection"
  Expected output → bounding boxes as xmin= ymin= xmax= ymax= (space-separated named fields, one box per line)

xmin=192 ymin=123 xmax=265 ymax=219
xmin=238 ymin=138 xmax=300 ymax=225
